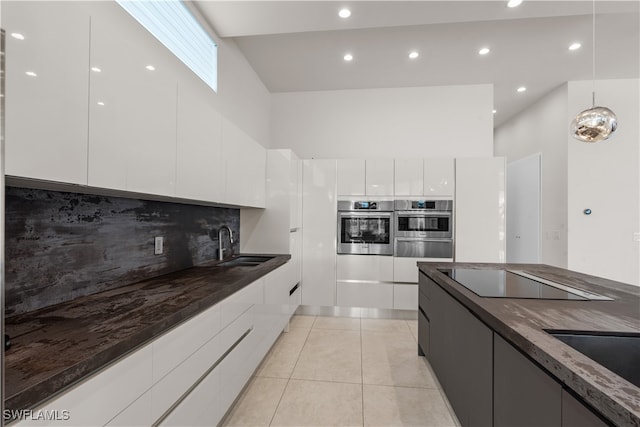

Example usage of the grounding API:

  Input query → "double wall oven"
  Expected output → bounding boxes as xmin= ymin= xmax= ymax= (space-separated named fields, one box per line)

xmin=337 ymin=199 xmax=453 ymax=258
xmin=394 ymin=200 xmax=453 ymax=258
xmin=337 ymin=200 xmax=394 ymax=255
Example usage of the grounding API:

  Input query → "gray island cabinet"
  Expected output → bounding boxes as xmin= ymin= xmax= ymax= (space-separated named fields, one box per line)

xmin=419 ymin=274 xmax=493 ymax=426
xmin=417 ymin=263 xmax=637 ymax=427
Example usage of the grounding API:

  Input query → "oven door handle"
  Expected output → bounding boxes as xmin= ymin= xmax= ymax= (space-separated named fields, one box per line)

xmin=395 ymin=238 xmax=452 ymax=242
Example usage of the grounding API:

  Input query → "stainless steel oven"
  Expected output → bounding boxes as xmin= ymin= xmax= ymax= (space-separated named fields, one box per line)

xmin=337 ymin=200 xmax=394 ymax=255
xmin=394 ymin=200 xmax=453 ymax=258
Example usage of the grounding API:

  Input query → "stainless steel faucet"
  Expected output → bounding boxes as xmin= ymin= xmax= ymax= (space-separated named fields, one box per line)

xmin=217 ymin=225 xmax=234 ymax=261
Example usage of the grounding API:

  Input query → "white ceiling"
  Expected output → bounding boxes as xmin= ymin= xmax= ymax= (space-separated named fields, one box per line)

xmin=193 ymin=1 xmax=640 ymax=127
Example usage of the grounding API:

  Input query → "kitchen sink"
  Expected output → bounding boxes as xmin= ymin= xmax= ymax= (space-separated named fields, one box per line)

xmin=217 ymin=255 xmax=275 ymax=268
xmin=546 ymin=330 xmax=640 ymax=388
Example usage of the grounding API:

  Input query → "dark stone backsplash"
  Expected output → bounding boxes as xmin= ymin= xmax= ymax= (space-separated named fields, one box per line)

xmin=5 ymin=187 xmax=240 ymax=316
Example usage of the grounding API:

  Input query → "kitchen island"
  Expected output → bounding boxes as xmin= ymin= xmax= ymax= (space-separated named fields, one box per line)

xmin=4 ymin=253 xmax=292 ymax=424
xmin=418 ymin=262 xmax=640 ymax=427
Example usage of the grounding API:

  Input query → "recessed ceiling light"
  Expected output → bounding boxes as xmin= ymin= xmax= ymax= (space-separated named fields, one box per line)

xmin=478 ymin=47 xmax=490 ymax=55
xmin=409 ymin=51 xmax=419 ymax=59
xmin=145 ymin=65 xmax=156 ymax=71
xmin=338 ymin=8 xmax=351 ymax=18
xmin=517 ymin=86 xmax=527 ymax=93
xmin=97 ymin=101 xmax=105 ymax=106
xmin=568 ymin=42 xmax=582 ymax=51
xmin=91 ymin=67 xmax=102 ymax=73
xmin=11 ymin=33 xmax=25 ymax=40
xmin=492 ymin=109 xmax=497 ymax=114
xmin=507 ymin=0 xmax=523 ymax=8
xmin=344 ymin=53 xmax=353 ymax=62
xmin=25 ymin=71 xmax=37 ymax=77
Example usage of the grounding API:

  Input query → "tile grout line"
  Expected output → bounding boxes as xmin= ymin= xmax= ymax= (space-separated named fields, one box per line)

xmin=269 ymin=318 xmax=315 ymax=426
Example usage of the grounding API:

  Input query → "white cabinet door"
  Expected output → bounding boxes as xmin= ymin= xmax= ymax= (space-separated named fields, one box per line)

xmin=455 ymin=157 xmax=506 ymax=262
xmin=88 ymin=2 xmax=178 ymax=195
xmin=395 ymin=159 xmax=424 ymax=196
xmin=302 ymin=159 xmax=337 ymax=306
xmin=16 ymin=344 xmax=153 ymax=427
xmin=337 ymin=159 xmax=365 ymax=196
xmin=175 ymin=77 xmax=224 ymax=203
xmin=336 ymin=255 xmax=394 ymax=282
xmin=4 ymin=1 xmax=90 ymax=185
xmin=424 ymin=158 xmax=455 ymax=197
xmin=222 ymin=118 xmax=266 ymax=207
xmin=393 ymin=284 xmax=418 ymax=310
xmin=336 ymin=282 xmax=394 ymax=309
xmin=393 ymin=257 xmax=424 ymax=283
xmin=366 ymin=159 xmax=394 ymax=196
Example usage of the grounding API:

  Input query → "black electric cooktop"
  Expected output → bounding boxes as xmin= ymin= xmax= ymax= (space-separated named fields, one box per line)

xmin=439 ymin=268 xmax=590 ymax=300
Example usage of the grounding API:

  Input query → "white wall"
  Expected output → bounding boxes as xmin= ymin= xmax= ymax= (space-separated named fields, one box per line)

xmin=496 ymin=79 xmax=640 ymax=286
xmin=495 ymin=84 xmax=569 ymax=268
xmin=271 ymin=84 xmax=494 ymax=159
xmin=567 ymin=79 xmax=639 ymax=286
xmin=216 ymin=37 xmax=271 ymax=148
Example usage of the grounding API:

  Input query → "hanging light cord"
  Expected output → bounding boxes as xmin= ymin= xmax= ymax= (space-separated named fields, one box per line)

xmin=592 ymin=0 xmax=596 ymax=107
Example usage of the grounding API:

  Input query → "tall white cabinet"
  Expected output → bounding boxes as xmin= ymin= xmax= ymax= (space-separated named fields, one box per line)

xmin=241 ymin=149 xmax=302 ymax=290
xmin=302 ymin=159 xmax=338 ymax=306
xmin=455 ymin=157 xmax=506 ymax=262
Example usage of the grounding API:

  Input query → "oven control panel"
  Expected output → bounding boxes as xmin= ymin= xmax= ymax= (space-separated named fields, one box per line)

xmin=353 ymin=201 xmax=377 ymax=210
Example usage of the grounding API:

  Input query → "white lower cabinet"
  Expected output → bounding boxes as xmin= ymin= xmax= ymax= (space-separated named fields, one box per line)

xmin=393 ymin=284 xmax=419 ymax=310
xmin=337 ymin=282 xmax=394 ymax=309
xmin=336 ymin=255 xmax=394 ymax=308
xmin=16 ymin=345 xmax=153 ymax=427
xmin=20 ymin=264 xmax=294 ymax=427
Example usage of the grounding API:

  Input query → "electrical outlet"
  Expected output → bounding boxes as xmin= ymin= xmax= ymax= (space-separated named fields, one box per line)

xmin=633 ymin=232 xmax=640 ymax=242
xmin=154 ymin=236 xmax=164 ymax=255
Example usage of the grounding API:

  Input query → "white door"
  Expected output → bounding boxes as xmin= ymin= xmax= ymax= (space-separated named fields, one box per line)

xmin=506 ymin=154 xmax=541 ymax=263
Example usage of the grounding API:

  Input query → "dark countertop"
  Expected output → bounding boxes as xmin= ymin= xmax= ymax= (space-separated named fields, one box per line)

xmin=418 ymin=262 xmax=640 ymax=427
xmin=4 ymin=254 xmax=291 ymax=413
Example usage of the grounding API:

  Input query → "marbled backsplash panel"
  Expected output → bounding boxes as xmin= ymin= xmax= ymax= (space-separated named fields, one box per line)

xmin=5 ymin=187 xmax=240 ymax=316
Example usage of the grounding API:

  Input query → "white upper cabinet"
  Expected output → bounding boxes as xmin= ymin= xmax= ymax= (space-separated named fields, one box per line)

xmin=394 ymin=159 xmax=424 ymax=196
xmin=3 ymin=1 xmax=90 ymax=185
xmin=424 ymin=158 xmax=455 ymax=197
xmin=366 ymin=159 xmax=394 ymax=196
xmin=395 ymin=158 xmax=454 ymax=197
xmin=337 ymin=159 xmax=394 ymax=196
xmin=455 ymin=157 xmax=506 ymax=262
xmin=88 ymin=2 xmax=178 ymax=195
xmin=337 ymin=159 xmax=366 ymax=196
xmin=221 ymin=118 xmax=266 ymax=208
xmin=175 ymin=78 xmax=224 ymax=203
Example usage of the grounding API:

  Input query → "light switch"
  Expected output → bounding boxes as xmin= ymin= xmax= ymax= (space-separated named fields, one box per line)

xmin=154 ymin=236 xmax=164 ymax=255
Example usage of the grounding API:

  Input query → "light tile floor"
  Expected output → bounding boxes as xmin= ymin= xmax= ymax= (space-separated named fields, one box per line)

xmin=222 ymin=315 xmax=460 ymax=427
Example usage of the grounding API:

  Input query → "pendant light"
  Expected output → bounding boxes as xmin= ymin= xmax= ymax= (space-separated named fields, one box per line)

xmin=570 ymin=0 xmax=618 ymax=142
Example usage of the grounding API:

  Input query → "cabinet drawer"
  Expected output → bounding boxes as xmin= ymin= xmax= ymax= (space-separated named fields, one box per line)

xmin=393 ymin=284 xmax=418 ymax=310
xmin=337 ymin=255 xmax=394 ymax=281
xmin=419 ymin=290 xmax=430 ymax=317
xmin=152 ymin=309 xmax=254 ymax=422
xmin=336 ymin=281 xmax=393 ymax=309
xmin=152 ymin=304 xmax=222 ymax=383
xmin=220 ymin=278 xmax=263 ymax=328
xmin=16 ymin=344 xmax=153 ymax=427
xmin=418 ymin=307 xmax=430 ymax=358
